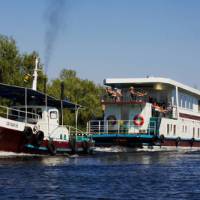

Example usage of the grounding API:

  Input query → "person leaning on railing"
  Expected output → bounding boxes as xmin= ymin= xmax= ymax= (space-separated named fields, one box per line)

xmin=129 ymin=86 xmax=147 ymax=101
xmin=106 ymin=87 xmax=122 ymax=102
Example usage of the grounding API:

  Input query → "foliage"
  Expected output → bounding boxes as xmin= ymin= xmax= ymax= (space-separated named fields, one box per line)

xmin=0 ymin=34 xmax=46 ymax=90
xmin=48 ymin=69 xmax=104 ymax=128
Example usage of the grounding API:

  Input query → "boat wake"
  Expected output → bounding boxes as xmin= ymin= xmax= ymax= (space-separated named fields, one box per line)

xmin=94 ymin=146 xmax=200 ymax=153
xmin=94 ymin=146 xmax=136 ymax=153
xmin=0 ymin=151 xmax=39 ymax=158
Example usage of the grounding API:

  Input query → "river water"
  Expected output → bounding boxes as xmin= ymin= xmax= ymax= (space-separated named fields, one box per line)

xmin=0 ymin=150 xmax=200 ymax=200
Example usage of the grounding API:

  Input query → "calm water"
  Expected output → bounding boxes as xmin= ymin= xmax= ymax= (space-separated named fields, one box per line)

xmin=0 ymin=151 xmax=200 ymax=200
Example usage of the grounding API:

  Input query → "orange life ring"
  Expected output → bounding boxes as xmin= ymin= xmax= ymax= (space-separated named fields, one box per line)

xmin=133 ymin=114 xmax=144 ymax=126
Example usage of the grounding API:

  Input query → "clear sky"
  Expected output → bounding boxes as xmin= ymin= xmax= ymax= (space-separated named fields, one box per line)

xmin=0 ymin=0 xmax=200 ymax=87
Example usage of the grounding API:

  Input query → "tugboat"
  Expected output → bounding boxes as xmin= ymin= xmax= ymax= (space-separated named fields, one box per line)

xmin=87 ymin=77 xmax=200 ymax=150
xmin=0 ymin=59 xmax=94 ymax=155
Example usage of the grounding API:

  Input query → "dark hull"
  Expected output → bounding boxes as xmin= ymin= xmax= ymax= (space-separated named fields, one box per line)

xmin=92 ymin=134 xmax=200 ymax=149
xmin=0 ymin=126 xmax=93 ymax=155
xmin=92 ymin=134 xmax=157 ymax=148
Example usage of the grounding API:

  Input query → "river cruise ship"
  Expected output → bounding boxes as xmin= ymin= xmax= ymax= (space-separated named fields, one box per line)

xmin=87 ymin=77 xmax=200 ymax=150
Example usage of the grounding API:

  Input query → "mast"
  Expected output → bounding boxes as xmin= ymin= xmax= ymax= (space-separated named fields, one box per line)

xmin=32 ymin=57 xmax=39 ymax=91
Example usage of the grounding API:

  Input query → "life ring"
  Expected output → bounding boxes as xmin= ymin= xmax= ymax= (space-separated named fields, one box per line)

xmin=133 ymin=114 xmax=144 ymax=126
xmin=34 ymin=131 xmax=44 ymax=146
xmin=47 ymin=141 xmax=57 ymax=156
xmin=23 ymin=126 xmax=33 ymax=141
xmin=107 ymin=115 xmax=117 ymax=125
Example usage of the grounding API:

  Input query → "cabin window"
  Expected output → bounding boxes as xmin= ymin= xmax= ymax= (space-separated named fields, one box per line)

xmin=198 ymin=100 xmax=200 ymax=112
xmin=185 ymin=126 xmax=187 ymax=133
xmin=167 ymin=124 xmax=170 ymax=135
xmin=60 ymin=134 xmax=62 ymax=140
xmin=198 ymin=128 xmax=200 ymax=138
xmin=186 ymin=97 xmax=190 ymax=109
xmin=173 ymin=125 xmax=176 ymax=136
xmin=64 ymin=135 xmax=67 ymax=140
xmin=50 ymin=111 xmax=57 ymax=119
xmin=193 ymin=127 xmax=195 ymax=138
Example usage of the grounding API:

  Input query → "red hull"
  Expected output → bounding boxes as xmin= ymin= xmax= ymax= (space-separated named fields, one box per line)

xmin=160 ymin=138 xmax=200 ymax=148
xmin=0 ymin=127 xmax=92 ymax=155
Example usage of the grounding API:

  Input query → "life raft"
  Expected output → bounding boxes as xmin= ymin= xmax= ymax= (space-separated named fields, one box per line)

xmin=133 ymin=114 xmax=144 ymax=126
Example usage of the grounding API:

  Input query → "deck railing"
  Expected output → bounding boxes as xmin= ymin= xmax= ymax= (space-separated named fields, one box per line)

xmin=0 ymin=105 xmax=40 ymax=124
xmin=101 ymin=94 xmax=148 ymax=104
xmin=87 ymin=120 xmax=157 ymax=135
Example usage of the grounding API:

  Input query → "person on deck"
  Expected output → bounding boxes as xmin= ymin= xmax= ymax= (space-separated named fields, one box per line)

xmin=129 ymin=86 xmax=147 ymax=101
xmin=106 ymin=87 xmax=117 ymax=101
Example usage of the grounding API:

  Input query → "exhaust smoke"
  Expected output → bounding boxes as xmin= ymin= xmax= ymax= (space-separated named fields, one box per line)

xmin=44 ymin=0 xmax=67 ymax=73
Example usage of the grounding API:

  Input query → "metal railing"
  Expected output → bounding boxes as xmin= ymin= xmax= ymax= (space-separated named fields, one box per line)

xmin=101 ymin=94 xmax=148 ymax=104
xmin=87 ymin=120 xmax=157 ymax=135
xmin=0 ymin=105 xmax=40 ymax=124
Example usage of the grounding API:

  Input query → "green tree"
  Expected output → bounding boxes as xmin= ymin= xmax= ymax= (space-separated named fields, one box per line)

xmin=0 ymin=34 xmax=46 ymax=90
xmin=48 ymin=69 xmax=104 ymax=128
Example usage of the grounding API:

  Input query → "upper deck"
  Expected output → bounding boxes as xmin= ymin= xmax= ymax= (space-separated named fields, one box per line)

xmin=104 ymin=77 xmax=200 ymax=97
xmin=102 ymin=77 xmax=200 ymax=119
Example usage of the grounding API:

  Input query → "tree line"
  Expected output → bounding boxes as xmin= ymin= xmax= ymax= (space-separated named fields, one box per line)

xmin=0 ymin=34 xmax=104 ymax=129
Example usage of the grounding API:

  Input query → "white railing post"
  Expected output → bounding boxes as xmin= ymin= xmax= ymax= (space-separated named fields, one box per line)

xmin=99 ymin=121 xmax=101 ymax=134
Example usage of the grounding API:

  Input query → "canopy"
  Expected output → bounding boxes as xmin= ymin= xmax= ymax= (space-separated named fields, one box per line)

xmin=0 ymin=83 xmax=80 ymax=109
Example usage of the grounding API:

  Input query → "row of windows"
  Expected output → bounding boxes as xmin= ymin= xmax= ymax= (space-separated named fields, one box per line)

xmin=178 ymin=94 xmax=194 ymax=110
xmin=167 ymin=124 xmax=200 ymax=138
xmin=167 ymin=124 xmax=176 ymax=136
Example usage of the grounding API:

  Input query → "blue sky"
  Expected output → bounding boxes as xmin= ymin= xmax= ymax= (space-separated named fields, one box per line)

xmin=0 ymin=0 xmax=200 ymax=87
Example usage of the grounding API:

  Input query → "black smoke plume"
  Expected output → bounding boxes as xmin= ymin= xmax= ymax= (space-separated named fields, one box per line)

xmin=44 ymin=0 xmax=66 ymax=73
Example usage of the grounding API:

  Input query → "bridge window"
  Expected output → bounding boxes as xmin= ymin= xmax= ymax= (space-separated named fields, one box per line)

xmin=50 ymin=111 xmax=57 ymax=119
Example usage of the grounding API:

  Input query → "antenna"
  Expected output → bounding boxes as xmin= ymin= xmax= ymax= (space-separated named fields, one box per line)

xmin=32 ymin=57 xmax=39 ymax=91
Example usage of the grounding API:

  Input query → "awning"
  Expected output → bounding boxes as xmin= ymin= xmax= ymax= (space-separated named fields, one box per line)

xmin=0 ymin=83 xmax=80 ymax=109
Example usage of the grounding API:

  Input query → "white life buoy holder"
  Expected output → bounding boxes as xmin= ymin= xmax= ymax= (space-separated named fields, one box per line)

xmin=133 ymin=114 xmax=144 ymax=126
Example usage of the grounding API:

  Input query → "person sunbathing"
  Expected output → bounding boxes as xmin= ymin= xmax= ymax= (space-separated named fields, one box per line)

xmin=129 ymin=86 xmax=147 ymax=100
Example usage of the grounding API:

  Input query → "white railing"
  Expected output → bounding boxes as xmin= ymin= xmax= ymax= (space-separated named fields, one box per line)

xmin=66 ymin=125 xmax=92 ymax=138
xmin=0 ymin=105 xmax=40 ymax=124
xmin=87 ymin=120 xmax=157 ymax=135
